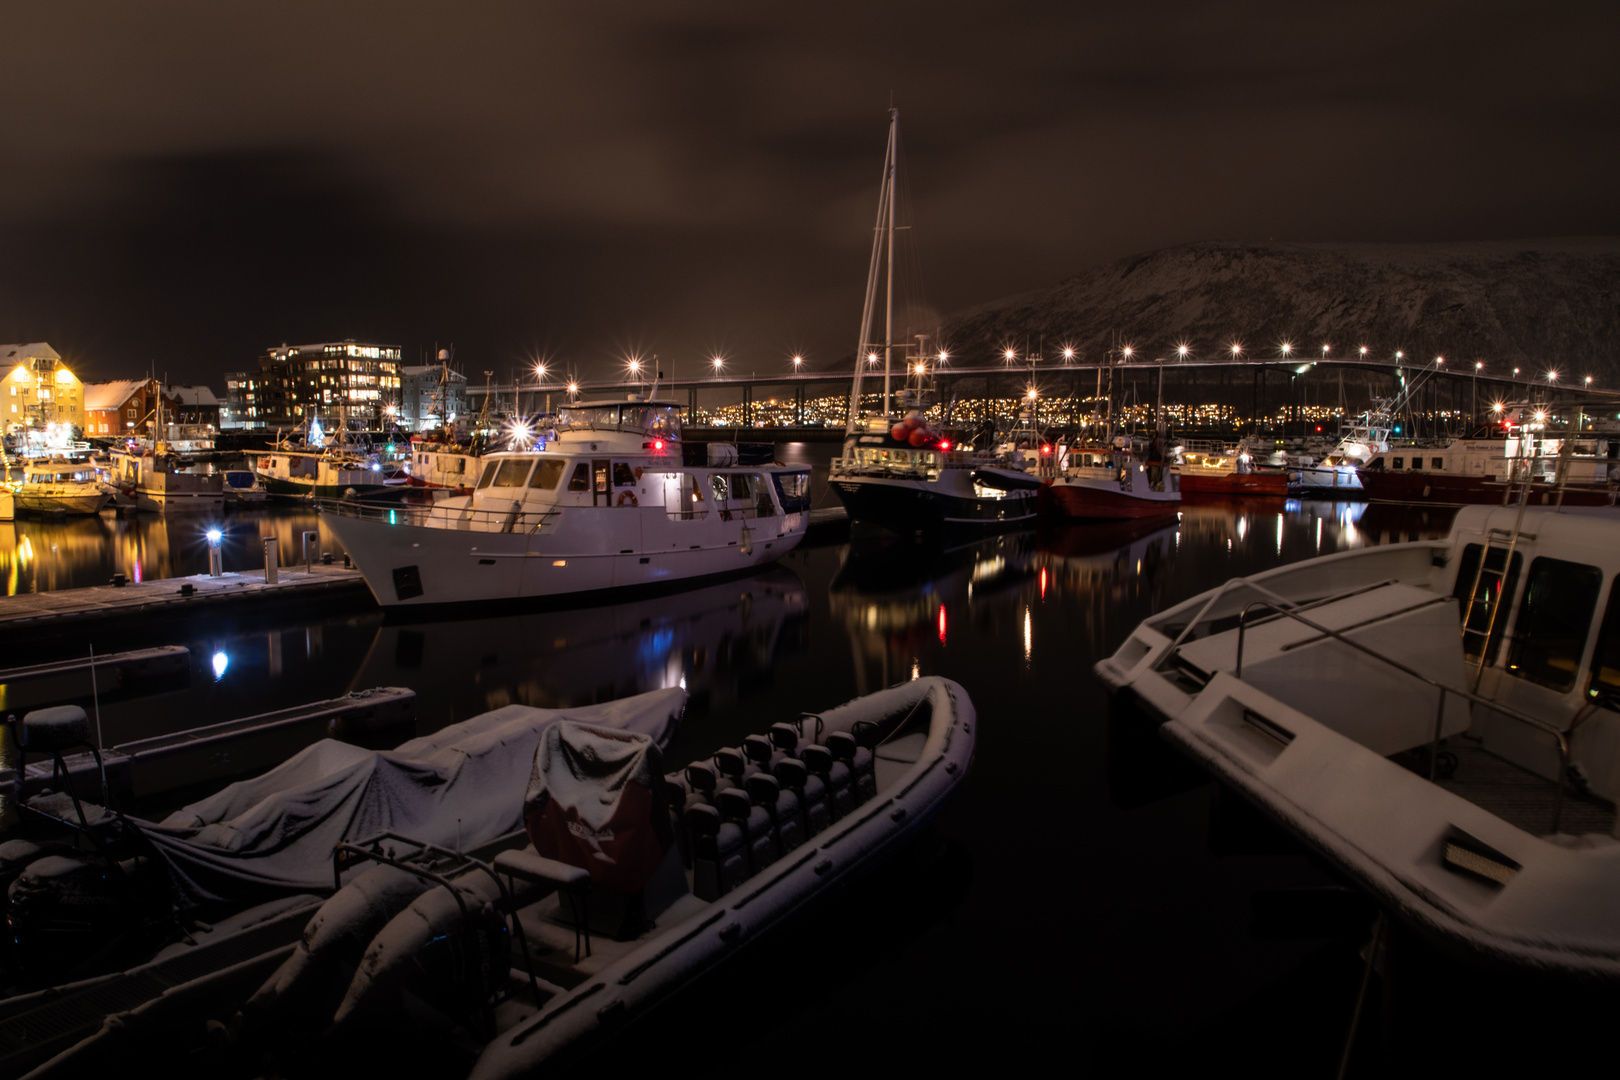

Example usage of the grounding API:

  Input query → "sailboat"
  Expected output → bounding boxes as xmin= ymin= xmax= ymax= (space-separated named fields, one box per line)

xmin=829 ymin=110 xmax=1042 ymax=533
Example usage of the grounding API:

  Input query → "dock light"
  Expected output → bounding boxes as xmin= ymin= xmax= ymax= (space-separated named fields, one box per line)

xmin=212 ymin=651 xmax=229 ymax=680
xmin=205 ymin=527 xmax=223 ymax=546
xmin=206 ymin=527 xmax=223 ymax=577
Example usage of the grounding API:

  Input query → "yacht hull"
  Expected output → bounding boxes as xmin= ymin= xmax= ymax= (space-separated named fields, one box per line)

xmin=323 ymin=503 xmax=809 ymax=607
xmin=14 ymin=491 xmax=111 ymax=516
xmin=830 ymin=473 xmax=1038 ymax=532
xmin=1358 ymin=470 xmax=1616 ymax=507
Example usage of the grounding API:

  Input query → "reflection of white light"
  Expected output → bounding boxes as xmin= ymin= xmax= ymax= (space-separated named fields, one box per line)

xmin=1237 ymin=517 xmax=1248 ymax=542
xmin=1276 ymin=515 xmax=1284 ymax=556
xmin=211 ymin=651 xmax=229 ymax=679
xmin=1023 ymin=606 xmax=1032 ymax=661
xmin=679 ymin=675 xmax=687 ymax=691
xmin=910 ymin=660 xmax=919 ymax=681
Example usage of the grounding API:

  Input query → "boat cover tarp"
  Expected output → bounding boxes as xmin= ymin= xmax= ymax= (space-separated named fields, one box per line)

xmin=135 ymin=690 xmax=685 ymax=909
xmin=522 ymin=721 xmax=672 ymax=894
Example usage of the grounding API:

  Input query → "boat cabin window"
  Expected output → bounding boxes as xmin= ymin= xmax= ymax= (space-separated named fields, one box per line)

xmin=529 ymin=459 xmax=565 ymax=489
xmin=1393 ymin=457 xmax=1404 ymax=469
xmin=710 ymin=474 xmax=730 ymax=503
xmin=674 ymin=473 xmax=705 ymax=519
xmin=492 ymin=460 xmax=533 ymax=487
xmin=594 ymin=462 xmax=609 ymax=496
xmin=476 ymin=461 xmax=500 ymax=489
xmin=612 ymin=462 xmax=636 ymax=488
xmin=1585 ymin=585 xmax=1620 ymax=707
xmin=1506 ymin=557 xmax=1602 ymax=692
xmin=773 ymin=471 xmax=811 ymax=513
xmin=1431 ymin=458 xmax=1444 ymax=469
xmin=1452 ymin=543 xmax=1523 ymax=665
xmin=567 ymin=463 xmax=589 ymax=491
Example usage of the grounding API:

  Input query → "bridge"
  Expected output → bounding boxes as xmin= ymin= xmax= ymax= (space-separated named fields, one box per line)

xmin=464 ymin=356 xmax=1620 ymax=435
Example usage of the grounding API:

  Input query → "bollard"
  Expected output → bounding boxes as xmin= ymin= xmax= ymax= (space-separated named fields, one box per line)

xmin=302 ymin=530 xmax=319 ymax=572
xmin=263 ymin=536 xmax=279 ymax=584
xmin=208 ymin=547 xmax=223 ymax=577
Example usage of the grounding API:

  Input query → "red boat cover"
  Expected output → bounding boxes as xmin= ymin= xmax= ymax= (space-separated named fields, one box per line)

xmin=522 ymin=720 xmax=672 ymax=894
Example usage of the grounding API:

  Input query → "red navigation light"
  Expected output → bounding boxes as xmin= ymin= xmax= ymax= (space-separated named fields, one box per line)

xmin=654 ymin=439 xmax=664 ymax=451
xmin=1314 ymin=425 xmax=1322 ymax=433
xmin=937 ymin=439 xmax=951 ymax=452
xmin=1041 ymin=444 xmax=1053 ymax=454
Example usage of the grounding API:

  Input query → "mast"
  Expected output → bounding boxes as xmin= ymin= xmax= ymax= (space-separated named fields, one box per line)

xmin=844 ymin=108 xmax=899 ymax=435
xmin=883 ymin=110 xmax=897 ymax=420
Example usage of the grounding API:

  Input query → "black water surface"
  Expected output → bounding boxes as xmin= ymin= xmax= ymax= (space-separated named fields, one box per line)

xmin=0 ymin=479 xmax=1459 ymax=1075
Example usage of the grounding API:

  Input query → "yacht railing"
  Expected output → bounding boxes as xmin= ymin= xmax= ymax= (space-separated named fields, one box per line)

xmin=315 ymin=498 xmax=562 ymax=534
xmin=1156 ymin=570 xmax=1587 ymax=828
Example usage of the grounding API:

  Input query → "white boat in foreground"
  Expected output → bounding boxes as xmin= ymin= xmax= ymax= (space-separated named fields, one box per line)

xmin=1098 ymin=504 xmax=1620 ymax=978
xmin=321 ymin=397 xmax=812 ymax=607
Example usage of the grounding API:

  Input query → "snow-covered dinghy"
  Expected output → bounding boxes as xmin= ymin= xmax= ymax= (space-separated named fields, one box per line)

xmin=242 ymin=676 xmax=972 ymax=1078
xmin=1097 ymin=504 xmax=1620 ymax=980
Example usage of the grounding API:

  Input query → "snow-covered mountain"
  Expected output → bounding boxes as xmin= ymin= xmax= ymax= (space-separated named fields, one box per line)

xmin=941 ymin=238 xmax=1620 ymax=376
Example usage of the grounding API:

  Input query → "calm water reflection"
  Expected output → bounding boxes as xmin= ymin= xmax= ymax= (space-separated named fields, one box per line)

xmin=3 ymin=491 xmax=1457 ymax=1073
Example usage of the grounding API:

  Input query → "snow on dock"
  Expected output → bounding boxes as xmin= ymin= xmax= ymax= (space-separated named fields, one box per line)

xmin=0 ymin=566 xmax=368 ymax=641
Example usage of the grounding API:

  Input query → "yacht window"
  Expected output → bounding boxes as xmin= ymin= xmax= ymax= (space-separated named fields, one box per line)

xmin=476 ymin=461 xmax=500 ymax=489
xmin=677 ymin=473 xmax=705 ymax=519
xmin=613 ymin=462 xmax=636 ymax=487
xmin=711 ymin=474 xmax=729 ymax=503
xmin=529 ymin=460 xmax=565 ymax=489
xmin=1432 ymin=458 xmax=1444 ymax=469
xmin=728 ymin=474 xmax=753 ymax=501
xmin=494 ymin=460 xmax=533 ymax=487
xmin=567 ymin=463 xmax=589 ymax=491
xmin=1452 ymin=543 xmax=1523 ymax=666
xmin=773 ymin=470 xmax=811 ymax=513
xmin=1506 ymin=557 xmax=1602 ymax=692
xmin=1585 ymin=586 xmax=1620 ymax=707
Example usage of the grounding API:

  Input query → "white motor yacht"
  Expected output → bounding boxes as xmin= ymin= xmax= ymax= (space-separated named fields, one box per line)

xmin=320 ymin=397 xmax=813 ymax=607
xmin=14 ymin=460 xmax=112 ymax=516
xmin=1098 ymin=503 xmax=1620 ymax=978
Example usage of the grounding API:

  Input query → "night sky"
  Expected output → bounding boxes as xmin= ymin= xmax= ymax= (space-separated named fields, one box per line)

xmin=2 ymin=2 xmax=1616 ymax=386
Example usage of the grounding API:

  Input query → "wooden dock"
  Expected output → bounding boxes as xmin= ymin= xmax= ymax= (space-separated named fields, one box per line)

xmin=0 ymin=566 xmax=371 ymax=642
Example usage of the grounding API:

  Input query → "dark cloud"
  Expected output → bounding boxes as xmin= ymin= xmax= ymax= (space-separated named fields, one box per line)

xmin=1 ymin=2 xmax=1616 ymax=385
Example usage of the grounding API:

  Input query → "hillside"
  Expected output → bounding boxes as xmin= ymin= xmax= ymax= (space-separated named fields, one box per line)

xmin=940 ymin=239 xmax=1620 ymax=378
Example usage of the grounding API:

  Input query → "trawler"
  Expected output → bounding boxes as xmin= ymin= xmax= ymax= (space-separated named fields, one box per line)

xmin=320 ymin=396 xmax=812 ymax=607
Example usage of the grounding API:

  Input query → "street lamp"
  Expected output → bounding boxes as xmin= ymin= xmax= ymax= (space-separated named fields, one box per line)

xmin=1231 ymin=343 xmax=1242 ymax=358
xmin=1321 ymin=344 xmax=1330 ymax=361
xmin=1004 ymin=348 xmax=1017 ymax=363
xmin=1359 ymin=346 xmax=1368 ymax=358
xmin=713 ymin=356 xmax=726 ymax=375
xmin=1177 ymin=344 xmax=1190 ymax=360
xmin=1063 ymin=347 xmax=1075 ymax=361
xmin=791 ymin=354 xmax=804 ymax=371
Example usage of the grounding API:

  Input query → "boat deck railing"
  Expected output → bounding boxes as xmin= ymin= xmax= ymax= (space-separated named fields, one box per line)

xmin=317 ymin=496 xmax=783 ymax=531
xmin=1155 ymin=569 xmax=1595 ymax=830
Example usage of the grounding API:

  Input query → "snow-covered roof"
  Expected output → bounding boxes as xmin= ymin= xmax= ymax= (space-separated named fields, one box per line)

xmin=164 ymin=383 xmax=220 ymax=406
xmin=83 ymin=379 xmax=147 ymax=411
xmin=0 ymin=342 xmax=61 ymax=364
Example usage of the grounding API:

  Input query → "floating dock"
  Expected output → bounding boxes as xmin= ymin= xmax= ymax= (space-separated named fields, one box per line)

xmin=0 ymin=567 xmax=369 ymax=643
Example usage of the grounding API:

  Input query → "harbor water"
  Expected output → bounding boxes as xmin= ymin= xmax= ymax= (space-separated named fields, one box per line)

xmin=0 ymin=442 xmax=1457 ymax=1074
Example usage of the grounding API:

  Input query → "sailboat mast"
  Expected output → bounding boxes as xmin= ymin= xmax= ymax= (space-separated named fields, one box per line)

xmin=844 ymin=108 xmax=899 ymax=435
xmin=883 ymin=110 xmax=897 ymax=419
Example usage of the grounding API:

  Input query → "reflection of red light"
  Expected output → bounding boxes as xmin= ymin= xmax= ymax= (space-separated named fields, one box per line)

xmin=1040 ymin=566 xmax=1047 ymax=599
xmin=938 ymin=604 xmax=947 ymax=644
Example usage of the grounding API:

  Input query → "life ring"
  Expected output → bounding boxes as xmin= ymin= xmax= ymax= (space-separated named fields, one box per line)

xmin=618 ymin=490 xmax=639 ymax=507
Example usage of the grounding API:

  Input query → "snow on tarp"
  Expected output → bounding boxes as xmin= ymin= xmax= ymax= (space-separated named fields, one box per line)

xmin=135 ymin=690 xmax=684 ymax=909
xmin=523 ymin=721 xmax=672 ymax=894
